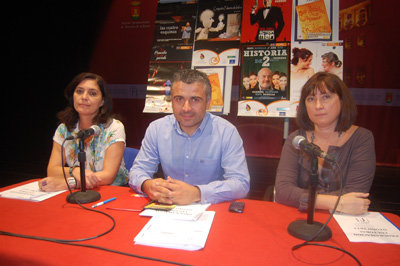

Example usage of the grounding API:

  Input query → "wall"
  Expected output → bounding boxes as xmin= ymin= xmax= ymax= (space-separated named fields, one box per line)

xmin=2 ymin=0 xmax=113 ymax=166
xmin=89 ymin=0 xmax=400 ymax=166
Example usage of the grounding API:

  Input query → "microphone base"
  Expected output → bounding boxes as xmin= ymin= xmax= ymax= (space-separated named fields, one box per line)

xmin=66 ymin=190 xmax=101 ymax=204
xmin=288 ymin=220 xmax=332 ymax=241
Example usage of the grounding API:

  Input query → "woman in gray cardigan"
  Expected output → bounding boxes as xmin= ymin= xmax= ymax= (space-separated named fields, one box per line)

xmin=275 ymin=72 xmax=375 ymax=215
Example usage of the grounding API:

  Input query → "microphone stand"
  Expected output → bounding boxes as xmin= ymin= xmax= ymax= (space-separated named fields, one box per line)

xmin=66 ymin=137 xmax=101 ymax=204
xmin=287 ymin=155 xmax=332 ymax=241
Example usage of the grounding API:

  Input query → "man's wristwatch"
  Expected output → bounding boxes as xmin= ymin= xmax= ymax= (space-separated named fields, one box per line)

xmin=67 ymin=177 xmax=77 ymax=189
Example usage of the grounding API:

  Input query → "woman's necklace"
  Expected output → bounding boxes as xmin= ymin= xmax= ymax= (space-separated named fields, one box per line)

xmin=310 ymin=131 xmax=342 ymax=144
xmin=311 ymin=132 xmax=316 ymax=143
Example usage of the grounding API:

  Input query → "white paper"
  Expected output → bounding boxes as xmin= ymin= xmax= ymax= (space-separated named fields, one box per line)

xmin=134 ymin=211 xmax=215 ymax=251
xmin=0 ymin=181 xmax=65 ymax=202
xmin=139 ymin=203 xmax=211 ymax=221
xmin=334 ymin=212 xmax=400 ymax=244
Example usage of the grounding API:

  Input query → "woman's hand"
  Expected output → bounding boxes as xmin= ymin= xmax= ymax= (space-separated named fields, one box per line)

xmin=71 ymin=168 xmax=100 ymax=189
xmin=38 ymin=177 xmax=67 ymax=192
xmin=337 ymin=192 xmax=370 ymax=215
xmin=85 ymin=171 xmax=100 ymax=189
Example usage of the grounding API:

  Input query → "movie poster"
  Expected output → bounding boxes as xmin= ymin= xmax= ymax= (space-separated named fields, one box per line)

xmin=143 ymin=61 xmax=192 ymax=113
xmin=150 ymin=2 xmax=197 ymax=62
xmin=195 ymin=66 xmax=226 ymax=114
xmin=192 ymin=1 xmax=242 ymax=67
xmin=241 ymin=0 xmax=292 ymax=44
xmin=144 ymin=2 xmax=196 ymax=113
xmin=294 ymin=0 xmax=333 ymax=41
xmin=289 ymin=41 xmax=343 ymax=104
xmin=238 ymin=43 xmax=293 ymax=117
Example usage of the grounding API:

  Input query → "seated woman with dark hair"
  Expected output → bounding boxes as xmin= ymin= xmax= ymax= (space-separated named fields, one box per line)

xmin=39 ymin=73 xmax=128 ymax=191
xmin=275 ymin=72 xmax=376 ymax=215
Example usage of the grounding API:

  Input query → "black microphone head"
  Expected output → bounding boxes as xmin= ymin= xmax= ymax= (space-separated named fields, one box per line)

xmin=67 ymin=125 xmax=101 ymax=140
xmin=89 ymin=125 xmax=101 ymax=136
xmin=292 ymin=135 xmax=306 ymax=150
xmin=65 ymin=135 xmax=75 ymax=141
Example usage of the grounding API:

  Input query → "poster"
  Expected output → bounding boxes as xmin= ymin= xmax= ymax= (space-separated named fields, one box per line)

xmin=289 ymin=41 xmax=343 ymax=104
xmin=241 ymin=0 xmax=292 ymax=44
xmin=150 ymin=2 xmax=197 ymax=62
xmin=238 ymin=43 xmax=293 ymax=117
xmin=192 ymin=1 xmax=242 ymax=67
xmin=289 ymin=42 xmax=319 ymax=102
xmin=144 ymin=2 xmax=196 ymax=113
xmin=143 ymin=61 xmax=191 ymax=113
xmin=315 ymin=42 xmax=343 ymax=79
xmin=195 ymin=66 xmax=226 ymax=114
xmin=294 ymin=0 xmax=333 ymax=41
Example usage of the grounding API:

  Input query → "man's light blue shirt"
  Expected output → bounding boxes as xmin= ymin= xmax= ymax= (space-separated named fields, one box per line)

xmin=129 ymin=112 xmax=250 ymax=204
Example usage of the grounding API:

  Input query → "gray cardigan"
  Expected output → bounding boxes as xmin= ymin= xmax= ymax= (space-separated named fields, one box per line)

xmin=275 ymin=127 xmax=376 ymax=211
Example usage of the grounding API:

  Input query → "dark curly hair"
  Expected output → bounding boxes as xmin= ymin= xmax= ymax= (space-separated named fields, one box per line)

xmin=291 ymin=47 xmax=313 ymax=65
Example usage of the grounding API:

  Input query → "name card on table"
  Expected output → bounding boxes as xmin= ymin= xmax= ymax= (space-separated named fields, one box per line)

xmin=334 ymin=212 xmax=400 ymax=244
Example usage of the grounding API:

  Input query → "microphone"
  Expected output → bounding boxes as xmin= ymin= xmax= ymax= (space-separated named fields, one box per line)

xmin=292 ymin=135 xmax=335 ymax=163
xmin=66 ymin=125 xmax=101 ymax=140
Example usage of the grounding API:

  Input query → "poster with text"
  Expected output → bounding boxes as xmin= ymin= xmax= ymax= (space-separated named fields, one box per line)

xmin=241 ymin=0 xmax=292 ymax=44
xmin=144 ymin=2 xmax=196 ymax=113
xmin=150 ymin=2 xmax=197 ymax=62
xmin=192 ymin=1 xmax=242 ymax=67
xmin=238 ymin=43 xmax=293 ymax=117
xmin=294 ymin=0 xmax=333 ymax=42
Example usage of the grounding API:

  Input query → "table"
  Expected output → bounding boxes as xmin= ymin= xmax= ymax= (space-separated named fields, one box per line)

xmin=0 ymin=180 xmax=399 ymax=265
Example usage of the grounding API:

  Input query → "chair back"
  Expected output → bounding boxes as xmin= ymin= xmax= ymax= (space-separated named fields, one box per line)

xmin=124 ymin=147 xmax=139 ymax=171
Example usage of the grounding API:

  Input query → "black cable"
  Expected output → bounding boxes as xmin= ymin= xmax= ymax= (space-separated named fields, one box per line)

xmin=0 ymin=231 xmax=191 ymax=266
xmin=294 ymin=242 xmax=362 ymax=266
xmin=0 ymin=139 xmax=115 ymax=242
xmin=291 ymin=161 xmax=362 ymax=266
xmin=0 ymin=138 xmax=191 ymax=265
xmin=52 ymin=138 xmax=117 ymax=242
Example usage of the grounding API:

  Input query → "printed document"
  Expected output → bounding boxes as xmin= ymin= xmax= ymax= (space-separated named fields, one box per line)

xmin=134 ymin=211 xmax=215 ymax=250
xmin=0 ymin=181 xmax=65 ymax=202
xmin=334 ymin=212 xmax=400 ymax=244
xmin=139 ymin=203 xmax=211 ymax=221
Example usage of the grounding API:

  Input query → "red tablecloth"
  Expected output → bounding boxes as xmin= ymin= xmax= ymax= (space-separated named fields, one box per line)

xmin=0 ymin=180 xmax=399 ymax=265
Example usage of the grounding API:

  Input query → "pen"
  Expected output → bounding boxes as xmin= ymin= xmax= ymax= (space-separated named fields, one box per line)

xmin=92 ymin=197 xmax=116 ymax=208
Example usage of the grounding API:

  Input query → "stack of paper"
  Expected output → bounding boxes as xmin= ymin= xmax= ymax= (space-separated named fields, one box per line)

xmin=0 ymin=181 xmax=65 ymax=202
xmin=134 ymin=211 xmax=215 ymax=250
xmin=139 ymin=203 xmax=211 ymax=221
xmin=334 ymin=212 xmax=400 ymax=244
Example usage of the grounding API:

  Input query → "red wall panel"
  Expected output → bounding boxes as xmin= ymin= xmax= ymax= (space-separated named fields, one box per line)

xmin=90 ymin=0 xmax=400 ymax=166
